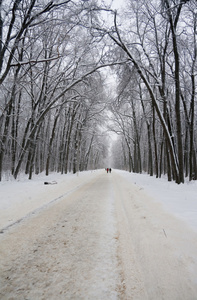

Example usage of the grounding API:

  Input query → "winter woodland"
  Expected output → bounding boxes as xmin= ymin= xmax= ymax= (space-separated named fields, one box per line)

xmin=0 ymin=0 xmax=196 ymax=184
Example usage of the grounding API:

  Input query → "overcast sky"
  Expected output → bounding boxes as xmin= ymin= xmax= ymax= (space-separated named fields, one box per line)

xmin=111 ymin=0 xmax=125 ymax=9
xmin=103 ymin=0 xmax=125 ymax=10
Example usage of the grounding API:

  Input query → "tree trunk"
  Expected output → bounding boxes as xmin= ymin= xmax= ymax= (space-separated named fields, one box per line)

xmin=164 ymin=0 xmax=184 ymax=183
xmin=46 ymin=110 xmax=60 ymax=176
xmin=189 ymin=14 xmax=197 ymax=180
xmin=152 ymin=106 xmax=159 ymax=178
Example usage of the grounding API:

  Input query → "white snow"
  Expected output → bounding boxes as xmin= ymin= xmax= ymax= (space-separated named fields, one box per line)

xmin=116 ymin=170 xmax=197 ymax=233
xmin=0 ymin=171 xmax=99 ymax=231
xmin=1 ymin=169 xmax=197 ymax=299
xmin=1 ymin=169 xmax=197 ymax=233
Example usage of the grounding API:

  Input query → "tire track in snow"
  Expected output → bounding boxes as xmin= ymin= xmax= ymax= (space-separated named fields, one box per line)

xmin=112 ymin=171 xmax=197 ymax=300
xmin=0 ymin=181 xmax=91 ymax=234
xmin=0 ymin=172 xmax=124 ymax=299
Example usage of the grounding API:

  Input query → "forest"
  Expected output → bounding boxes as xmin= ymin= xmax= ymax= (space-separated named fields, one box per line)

xmin=0 ymin=0 xmax=196 ymax=184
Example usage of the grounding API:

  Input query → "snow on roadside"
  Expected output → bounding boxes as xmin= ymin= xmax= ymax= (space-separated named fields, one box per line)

xmin=1 ymin=169 xmax=197 ymax=234
xmin=1 ymin=169 xmax=197 ymax=299
xmin=0 ymin=170 xmax=100 ymax=231
xmin=115 ymin=170 xmax=197 ymax=233
xmin=0 ymin=171 xmax=123 ymax=299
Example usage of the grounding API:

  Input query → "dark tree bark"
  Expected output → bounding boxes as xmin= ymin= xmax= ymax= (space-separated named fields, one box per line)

xmin=164 ymin=0 xmax=184 ymax=183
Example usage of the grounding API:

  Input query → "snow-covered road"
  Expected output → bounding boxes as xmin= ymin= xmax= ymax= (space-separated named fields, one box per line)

xmin=0 ymin=170 xmax=197 ymax=299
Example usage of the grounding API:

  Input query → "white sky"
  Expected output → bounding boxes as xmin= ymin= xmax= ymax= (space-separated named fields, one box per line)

xmin=102 ymin=0 xmax=126 ymax=10
xmin=111 ymin=0 xmax=125 ymax=9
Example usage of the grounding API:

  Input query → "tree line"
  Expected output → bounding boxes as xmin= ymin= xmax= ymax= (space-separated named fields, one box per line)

xmin=108 ymin=0 xmax=197 ymax=184
xmin=0 ymin=0 xmax=196 ymax=183
xmin=0 ymin=0 xmax=109 ymax=180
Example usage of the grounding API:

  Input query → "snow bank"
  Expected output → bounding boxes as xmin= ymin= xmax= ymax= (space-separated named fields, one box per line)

xmin=116 ymin=170 xmax=197 ymax=233
xmin=0 ymin=170 xmax=98 ymax=231
xmin=1 ymin=169 xmax=197 ymax=234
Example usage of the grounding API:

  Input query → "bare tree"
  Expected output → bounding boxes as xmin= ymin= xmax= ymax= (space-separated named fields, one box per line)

xmin=101 ymin=0 xmax=196 ymax=183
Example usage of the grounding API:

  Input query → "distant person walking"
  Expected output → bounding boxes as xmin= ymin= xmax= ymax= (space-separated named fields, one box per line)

xmin=107 ymin=168 xmax=109 ymax=173
xmin=109 ymin=168 xmax=112 ymax=173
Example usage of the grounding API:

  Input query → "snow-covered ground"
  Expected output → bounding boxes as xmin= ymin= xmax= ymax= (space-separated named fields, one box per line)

xmin=117 ymin=170 xmax=197 ymax=233
xmin=1 ymin=169 xmax=197 ymax=233
xmin=0 ymin=169 xmax=197 ymax=299
xmin=0 ymin=170 xmax=100 ymax=231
